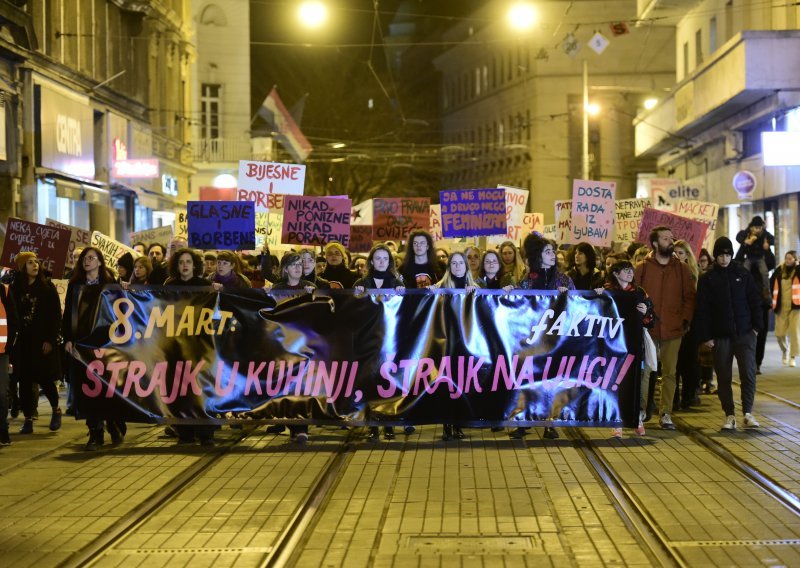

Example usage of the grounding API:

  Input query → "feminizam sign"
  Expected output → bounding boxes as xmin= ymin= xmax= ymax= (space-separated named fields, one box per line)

xmin=439 ymin=188 xmax=506 ymax=238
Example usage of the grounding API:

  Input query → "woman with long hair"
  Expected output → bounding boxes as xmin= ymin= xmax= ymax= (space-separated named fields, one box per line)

xmin=320 ymin=241 xmax=358 ymax=288
xmin=130 ymin=256 xmax=153 ymax=285
xmin=464 ymin=245 xmax=483 ymax=281
xmin=567 ymin=242 xmax=605 ymax=291
xmin=673 ymin=240 xmax=701 ymax=410
xmin=353 ymin=244 xmax=409 ymax=441
xmin=513 ymin=234 xmax=575 ymax=440
xmin=605 ymin=260 xmax=657 ymax=437
xmin=62 ymin=247 xmax=121 ymax=450
xmin=499 ymin=241 xmax=527 ymax=284
xmin=299 ymin=248 xmax=332 ymax=289
xmin=8 ymin=253 xmax=63 ymax=436
xmin=436 ymin=251 xmax=480 ymax=440
xmin=164 ymin=248 xmax=210 ymax=286
xmin=211 ymin=250 xmax=251 ymax=290
xmin=477 ymin=250 xmax=514 ymax=290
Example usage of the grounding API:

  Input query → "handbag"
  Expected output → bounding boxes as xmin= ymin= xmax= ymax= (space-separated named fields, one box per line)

xmin=642 ymin=328 xmax=658 ymax=371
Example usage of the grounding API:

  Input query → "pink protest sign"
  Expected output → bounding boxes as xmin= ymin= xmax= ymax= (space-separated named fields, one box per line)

xmin=571 ymin=179 xmax=616 ymax=247
xmin=282 ymin=195 xmax=352 ymax=246
xmin=636 ymin=208 xmax=709 ymax=257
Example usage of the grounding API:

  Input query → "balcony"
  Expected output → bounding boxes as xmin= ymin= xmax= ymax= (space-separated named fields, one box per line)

xmin=635 ymin=30 xmax=800 ymax=157
xmin=192 ymin=138 xmax=259 ymax=164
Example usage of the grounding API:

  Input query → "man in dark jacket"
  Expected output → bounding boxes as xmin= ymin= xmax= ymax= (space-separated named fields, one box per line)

xmin=695 ymin=237 xmax=763 ymax=431
xmin=735 ymin=215 xmax=774 ymax=297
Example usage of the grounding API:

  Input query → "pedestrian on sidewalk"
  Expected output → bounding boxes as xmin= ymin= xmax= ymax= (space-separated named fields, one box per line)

xmin=8 ymin=252 xmax=63 ymax=435
xmin=694 ymin=237 xmax=763 ymax=431
xmin=770 ymin=250 xmax=800 ymax=367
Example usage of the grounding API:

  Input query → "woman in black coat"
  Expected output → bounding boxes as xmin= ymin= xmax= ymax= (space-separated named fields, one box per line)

xmin=63 ymin=246 xmax=124 ymax=450
xmin=9 ymin=252 xmax=63 ymax=435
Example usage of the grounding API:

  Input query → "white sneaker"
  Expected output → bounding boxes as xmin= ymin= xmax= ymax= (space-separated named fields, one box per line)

xmin=743 ymin=413 xmax=760 ymax=428
xmin=659 ymin=413 xmax=675 ymax=430
xmin=791 ymin=358 xmax=797 ymax=368
xmin=783 ymin=354 xmax=790 ymax=366
xmin=722 ymin=415 xmax=736 ymax=430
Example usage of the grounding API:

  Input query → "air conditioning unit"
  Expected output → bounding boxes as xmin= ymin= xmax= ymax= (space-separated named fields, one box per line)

xmin=724 ymin=131 xmax=743 ymax=161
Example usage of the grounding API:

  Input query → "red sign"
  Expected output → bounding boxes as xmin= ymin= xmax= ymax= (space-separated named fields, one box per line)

xmin=0 ymin=218 xmax=72 ymax=277
xmin=635 ymin=208 xmax=709 ymax=257
xmin=282 ymin=195 xmax=352 ymax=246
xmin=372 ymin=198 xmax=430 ymax=241
xmin=199 ymin=186 xmax=237 ymax=201
xmin=349 ymin=225 xmax=374 ymax=253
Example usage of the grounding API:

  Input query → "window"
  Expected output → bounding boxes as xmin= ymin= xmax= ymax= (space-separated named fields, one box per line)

xmin=682 ymin=42 xmax=689 ymax=78
xmin=475 ymin=68 xmax=481 ymax=96
xmin=200 ymin=83 xmax=221 ymax=139
xmin=695 ymin=29 xmax=703 ymax=66
xmin=709 ymin=17 xmax=717 ymax=53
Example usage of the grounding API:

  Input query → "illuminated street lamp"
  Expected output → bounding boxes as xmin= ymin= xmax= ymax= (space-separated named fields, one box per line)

xmin=644 ymin=97 xmax=658 ymax=110
xmin=298 ymin=1 xmax=327 ymax=29
xmin=507 ymin=2 xmax=538 ymax=32
xmin=585 ymin=102 xmax=601 ymax=116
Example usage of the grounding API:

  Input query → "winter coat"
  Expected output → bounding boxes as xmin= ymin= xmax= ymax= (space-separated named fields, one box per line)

xmin=8 ymin=278 xmax=62 ymax=382
xmin=694 ymin=262 xmax=763 ymax=342
xmin=354 ymin=274 xmax=404 ymax=290
xmin=567 ymin=267 xmax=605 ymax=291
xmin=634 ymin=256 xmax=696 ymax=341
xmin=517 ymin=268 xmax=575 ymax=291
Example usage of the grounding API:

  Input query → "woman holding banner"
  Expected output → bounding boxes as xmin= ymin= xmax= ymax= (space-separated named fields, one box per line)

xmin=353 ymin=244 xmax=408 ymax=441
xmin=436 ymin=251 xmax=481 ymax=441
xmin=9 ymin=252 xmax=63 ymax=436
xmin=320 ymin=241 xmax=358 ymax=289
xmin=499 ymin=241 xmax=527 ymax=284
xmin=399 ymin=230 xmax=441 ymax=288
xmin=62 ymin=247 xmax=126 ymax=450
xmin=511 ymin=234 xmax=575 ymax=440
xmin=477 ymin=250 xmax=514 ymax=291
xmin=299 ymin=249 xmax=332 ymax=289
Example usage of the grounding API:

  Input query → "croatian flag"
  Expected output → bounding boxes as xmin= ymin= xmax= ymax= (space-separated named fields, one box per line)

xmin=257 ymin=87 xmax=313 ymax=163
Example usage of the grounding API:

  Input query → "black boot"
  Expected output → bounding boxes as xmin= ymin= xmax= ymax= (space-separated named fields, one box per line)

xmin=85 ymin=428 xmax=104 ymax=451
xmin=442 ymin=424 xmax=453 ymax=441
xmin=453 ymin=426 xmax=465 ymax=439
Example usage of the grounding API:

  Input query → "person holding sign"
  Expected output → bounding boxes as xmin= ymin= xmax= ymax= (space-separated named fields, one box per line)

xmin=399 ymin=230 xmax=441 ymax=289
xmin=8 ymin=253 xmax=63 ymax=436
xmin=62 ymin=247 xmax=124 ymax=450
xmin=512 ymin=234 xmax=575 ymax=440
xmin=353 ymin=244 xmax=407 ymax=441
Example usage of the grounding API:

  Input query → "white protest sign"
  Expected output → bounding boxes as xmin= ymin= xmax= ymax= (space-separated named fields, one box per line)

xmin=554 ymin=200 xmax=573 ymax=244
xmin=237 ymin=160 xmax=305 ymax=213
xmin=488 ymin=185 xmax=529 ymax=246
xmin=129 ymin=225 xmax=174 ymax=248
xmin=90 ymin=231 xmax=136 ymax=269
xmin=614 ymin=198 xmax=652 ymax=244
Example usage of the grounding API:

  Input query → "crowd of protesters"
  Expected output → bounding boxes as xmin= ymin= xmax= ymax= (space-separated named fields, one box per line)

xmin=0 ymin=213 xmax=797 ymax=449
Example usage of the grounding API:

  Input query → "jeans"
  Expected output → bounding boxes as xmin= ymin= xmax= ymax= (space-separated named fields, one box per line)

xmin=713 ymin=333 xmax=757 ymax=416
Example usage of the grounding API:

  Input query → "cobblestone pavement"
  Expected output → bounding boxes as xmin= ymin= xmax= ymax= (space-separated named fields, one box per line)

xmin=1 ymin=342 xmax=798 ymax=567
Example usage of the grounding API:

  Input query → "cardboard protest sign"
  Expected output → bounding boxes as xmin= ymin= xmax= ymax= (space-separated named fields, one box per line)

xmin=372 ymin=198 xmax=430 ymax=241
xmin=128 ymin=225 xmax=174 ymax=248
xmin=675 ymin=200 xmax=719 ymax=253
xmin=440 ymin=188 xmax=506 ymax=238
xmin=554 ymin=200 xmax=573 ymax=244
xmin=429 ymin=204 xmax=443 ymax=241
xmin=282 ymin=195 xmax=352 ymax=246
xmin=543 ymin=224 xmax=557 ymax=241
xmin=571 ymin=179 xmax=616 ymax=247
xmin=173 ymin=210 xmax=188 ymax=239
xmin=635 ymin=208 xmax=709 ymax=257
xmin=488 ymin=186 xmax=529 ymax=245
xmin=524 ymin=212 xmax=544 ymax=237
xmin=52 ymin=279 xmax=69 ymax=312
xmin=237 ymin=160 xmax=305 ymax=213
xmin=255 ymin=212 xmax=269 ymax=249
xmin=349 ymin=225 xmax=374 ymax=253
xmin=187 ymin=201 xmax=256 ymax=250
xmin=1 ymin=218 xmax=71 ymax=277
xmin=46 ymin=218 xmax=91 ymax=272
xmin=90 ymin=231 xmax=137 ymax=269
xmin=614 ymin=198 xmax=651 ymax=244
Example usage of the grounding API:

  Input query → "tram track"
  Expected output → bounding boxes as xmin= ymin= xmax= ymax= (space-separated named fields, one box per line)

xmin=56 ymin=426 xmax=356 ymax=568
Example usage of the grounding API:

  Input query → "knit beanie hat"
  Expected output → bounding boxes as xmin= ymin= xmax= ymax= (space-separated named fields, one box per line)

xmin=117 ymin=252 xmax=134 ymax=275
xmin=15 ymin=251 xmax=37 ymax=270
xmin=324 ymin=241 xmax=348 ymax=259
xmin=713 ymin=237 xmax=734 ymax=258
xmin=750 ymin=215 xmax=765 ymax=227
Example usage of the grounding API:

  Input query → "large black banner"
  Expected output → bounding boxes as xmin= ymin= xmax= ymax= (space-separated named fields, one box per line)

xmin=73 ymin=287 xmax=643 ymax=428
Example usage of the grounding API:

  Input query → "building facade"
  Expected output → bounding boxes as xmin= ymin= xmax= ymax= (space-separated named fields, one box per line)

xmin=0 ymin=0 xmax=193 ymax=246
xmin=635 ymin=0 xmax=800 ymax=256
xmin=434 ymin=1 xmax=676 ymax=217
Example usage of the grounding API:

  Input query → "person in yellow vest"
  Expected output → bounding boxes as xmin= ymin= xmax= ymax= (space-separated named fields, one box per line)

xmin=8 ymin=252 xmax=63 ymax=435
xmin=0 ymin=282 xmax=11 ymax=445
xmin=770 ymin=251 xmax=800 ymax=367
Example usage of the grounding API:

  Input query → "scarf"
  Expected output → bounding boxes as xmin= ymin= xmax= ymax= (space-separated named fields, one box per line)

xmin=213 ymin=271 xmax=238 ymax=287
xmin=452 ymin=274 xmax=467 ymax=289
xmin=371 ymin=269 xmax=392 ymax=280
